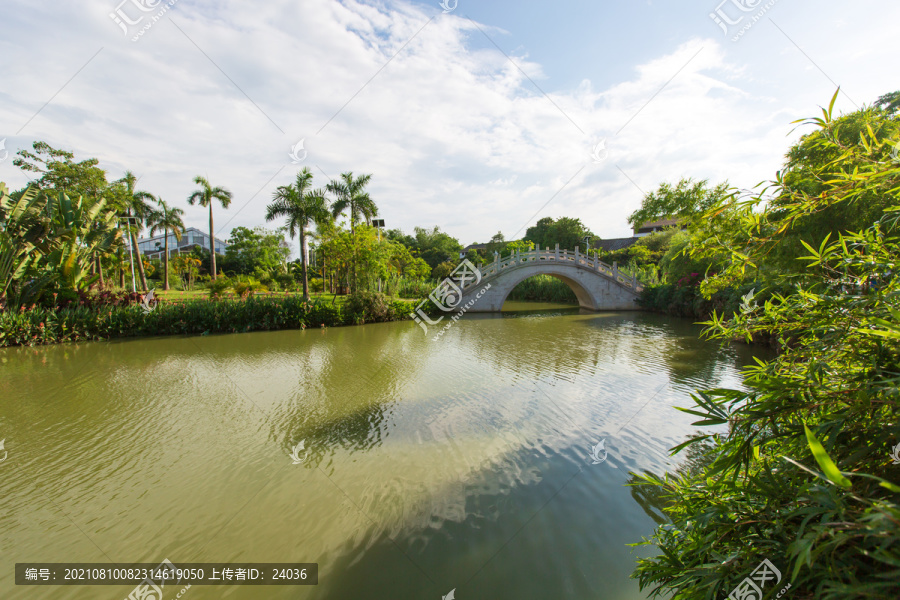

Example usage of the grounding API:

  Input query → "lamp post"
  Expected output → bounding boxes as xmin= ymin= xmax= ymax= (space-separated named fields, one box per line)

xmin=119 ymin=216 xmax=138 ymax=293
xmin=371 ymin=219 xmax=386 ymax=292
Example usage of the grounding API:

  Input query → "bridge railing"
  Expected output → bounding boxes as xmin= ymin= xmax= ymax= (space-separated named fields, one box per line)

xmin=464 ymin=245 xmax=644 ymax=293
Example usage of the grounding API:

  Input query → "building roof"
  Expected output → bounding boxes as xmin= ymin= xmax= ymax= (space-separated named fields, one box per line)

xmin=137 ymin=227 xmax=227 ymax=246
xmin=593 ymin=237 xmax=640 ymax=252
xmin=634 ymin=217 xmax=683 ymax=233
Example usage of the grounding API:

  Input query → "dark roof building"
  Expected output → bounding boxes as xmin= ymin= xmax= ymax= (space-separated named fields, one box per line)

xmin=592 ymin=237 xmax=640 ymax=252
xmin=634 ymin=217 xmax=684 ymax=237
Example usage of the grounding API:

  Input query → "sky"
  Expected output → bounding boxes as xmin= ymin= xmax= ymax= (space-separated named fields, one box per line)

xmin=0 ymin=0 xmax=897 ymax=253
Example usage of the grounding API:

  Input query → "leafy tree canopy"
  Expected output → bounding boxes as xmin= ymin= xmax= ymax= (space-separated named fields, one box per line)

xmin=13 ymin=141 xmax=108 ymax=197
xmin=626 ymin=178 xmax=729 ymax=229
xmin=524 ymin=216 xmax=594 ymax=251
xmin=224 ymin=226 xmax=290 ymax=275
xmin=413 ymin=226 xmax=462 ymax=270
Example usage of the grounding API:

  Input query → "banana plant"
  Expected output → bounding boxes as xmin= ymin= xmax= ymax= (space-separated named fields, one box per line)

xmin=0 ymin=183 xmax=53 ymax=309
xmin=43 ymin=190 xmax=121 ymax=291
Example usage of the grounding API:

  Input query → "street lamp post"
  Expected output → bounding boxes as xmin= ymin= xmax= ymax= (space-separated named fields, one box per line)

xmin=119 ymin=216 xmax=138 ymax=293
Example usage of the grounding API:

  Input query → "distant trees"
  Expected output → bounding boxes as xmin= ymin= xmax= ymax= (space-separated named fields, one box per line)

xmin=524 ymin=216 xmax=594 ymax=251
xmin=223 ymin=227 xmax=290 ymax=276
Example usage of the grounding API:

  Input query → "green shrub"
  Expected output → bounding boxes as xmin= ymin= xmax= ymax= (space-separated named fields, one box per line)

xmin=0 ymin=294 xmax=420 ymax=347
xmin=343 ymin=291 xmax=401 ymax=324
xmin=207 ymin=277 xmax=232 ymax=298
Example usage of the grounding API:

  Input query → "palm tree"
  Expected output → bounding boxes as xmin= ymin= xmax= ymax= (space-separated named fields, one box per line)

xmin=113 ymin=171 xmax=154 ymax=291
xmin=147 ymin=198 xmax=185 ymax=291
xmin=187 ymin=176 xmax=232 ymax=280
xmin=266 ymin=168 xmax=330 ymax=301
xmin=326 ymin=172 xmax=377 ymax=233
xmin=326 ymin=172 xmax=377 ymax=292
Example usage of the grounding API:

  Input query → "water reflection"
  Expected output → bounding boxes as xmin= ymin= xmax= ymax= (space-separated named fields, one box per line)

xmin=0 ymin=309 xmax=765 ymax=600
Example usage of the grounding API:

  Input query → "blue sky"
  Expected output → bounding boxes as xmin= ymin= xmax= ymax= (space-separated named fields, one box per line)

xmin=0 ymin=0 xmax=897 ymax=251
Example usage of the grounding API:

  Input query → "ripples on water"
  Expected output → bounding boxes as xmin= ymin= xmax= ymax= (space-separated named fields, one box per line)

xmin=0 ymin=309 xmax=766 ymax=599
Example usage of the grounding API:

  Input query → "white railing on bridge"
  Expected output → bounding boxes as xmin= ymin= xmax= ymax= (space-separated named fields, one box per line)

xmin=466 ymin=244 xmax=644 ymax=293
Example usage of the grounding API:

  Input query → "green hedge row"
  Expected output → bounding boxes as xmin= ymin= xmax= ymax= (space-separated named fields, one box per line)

xmin=0 ymin=294 xmax=418 ymax=347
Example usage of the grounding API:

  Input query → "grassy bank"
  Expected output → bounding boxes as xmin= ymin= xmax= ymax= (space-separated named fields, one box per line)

xmin=0 ymin=293 xmax=417 ymax=347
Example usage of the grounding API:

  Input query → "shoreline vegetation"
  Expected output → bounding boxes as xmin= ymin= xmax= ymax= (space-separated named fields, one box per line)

xmin=0 ymin=292 xmax=419 ymax=348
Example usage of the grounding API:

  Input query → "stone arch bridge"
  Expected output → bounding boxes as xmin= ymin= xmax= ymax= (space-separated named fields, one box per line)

xmin=459 ymin=246 xmax=644 ymax=312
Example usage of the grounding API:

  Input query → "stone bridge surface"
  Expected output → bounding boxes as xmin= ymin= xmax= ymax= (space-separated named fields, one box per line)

xmin=460 ymin=246 xmax=644 ymax=312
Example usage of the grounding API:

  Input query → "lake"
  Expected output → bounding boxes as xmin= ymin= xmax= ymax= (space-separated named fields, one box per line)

xmin=0 ymin=306 xmax=764 ymax=599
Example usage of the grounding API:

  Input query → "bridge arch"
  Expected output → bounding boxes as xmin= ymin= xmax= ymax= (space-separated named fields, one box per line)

xmin=458 ymin=246 xmax=643 ymax=313
xmin=497 ymin=269 xmax=598 ymax=310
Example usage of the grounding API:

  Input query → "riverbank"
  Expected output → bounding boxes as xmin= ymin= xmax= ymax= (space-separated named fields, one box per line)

xmin=0 ymin=293 xmax=419 ymax=347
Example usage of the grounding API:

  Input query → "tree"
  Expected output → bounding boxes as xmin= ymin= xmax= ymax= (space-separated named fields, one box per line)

xmin=486 ymin=231 xmax=506 ymax=257
xmin=187 ymin=176 xmax=232 ymax=280
xmin=327 ymin=172 xmax=377 ymax=233
xmin=266 ymin=168 xmax=330 ymax=300
xmin=147 ymin=198 xmax=185 ymax=291
xmin=414 ymin=226 xmax=463 ymax=269
xmin=626 ymin=178 xmax=729 ymax=229
xmin=326 ymin=171 xmax=377 ymax=291
xmin=524 ymin=216 xmax=595 ymax=251
xmin=224 ymin=227 xmax=290 ymax=275
xmin=523 ymin=217 xmax=554 ymax=249
xmin=0 ymin=184 xmax=52 ymax=309
xmin=875 ymin=89 xmax=900 ymax=113
xmin=768 ymin=101 xmax=900 ymax=270
xmin=633 ymin=92 xmax=900 ymax=599
xmin=110 ymin=171 xmax=155 ymax=291
xmin=13 ymin=141 xmax=107 ymax=197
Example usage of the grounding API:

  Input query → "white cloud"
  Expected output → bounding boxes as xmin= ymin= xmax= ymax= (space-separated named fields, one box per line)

xmin=0 ymin=0 xmax=896 ymax=246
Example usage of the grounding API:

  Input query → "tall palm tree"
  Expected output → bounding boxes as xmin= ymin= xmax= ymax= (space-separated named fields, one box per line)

xmin=147 ymin=198 xmax=185 ymax=291
xmin=326 ymin=172 xmax=377 ymax=292
xmin=326 ymin=172 xmax=377 ymax=233
xmin=187 ymin=176 xmax=232 ymax=280
xmin=113 ymin=171 xmax=154 ymax=291
xmin=266 ymin=168 xmax=330 ymax=301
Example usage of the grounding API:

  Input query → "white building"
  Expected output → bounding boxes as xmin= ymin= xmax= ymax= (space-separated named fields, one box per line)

xmin=136 ymin=227 xmax=228 ymax=259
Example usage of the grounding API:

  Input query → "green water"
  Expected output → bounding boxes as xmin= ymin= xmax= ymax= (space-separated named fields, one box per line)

xmin=0 ymin=309 xmax=764 ymax=599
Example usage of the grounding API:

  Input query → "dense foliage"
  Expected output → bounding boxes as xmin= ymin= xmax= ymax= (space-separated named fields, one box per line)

xmin=632 ymin=92 xmax=900 ymax=599
xmin=0 ymin=294 xmax=417 ymax=347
